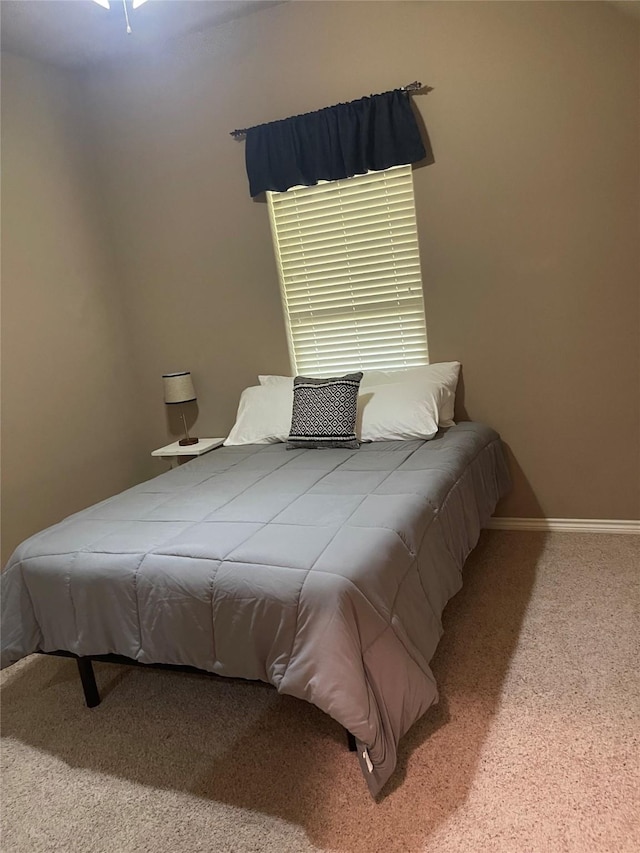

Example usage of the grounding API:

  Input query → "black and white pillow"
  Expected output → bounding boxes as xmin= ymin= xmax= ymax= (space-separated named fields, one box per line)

xmin=287 ymin=372 xmax=363 ymax=450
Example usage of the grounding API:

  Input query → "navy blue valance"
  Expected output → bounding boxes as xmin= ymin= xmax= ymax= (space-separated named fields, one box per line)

xmin=244 ymin=89 xmax=430 ymax=197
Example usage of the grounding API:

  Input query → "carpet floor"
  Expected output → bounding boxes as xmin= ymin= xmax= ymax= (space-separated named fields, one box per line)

xmin=1 ymin=531 xmax=638 ymax=852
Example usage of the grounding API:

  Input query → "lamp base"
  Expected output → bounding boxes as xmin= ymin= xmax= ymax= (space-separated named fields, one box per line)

xmin=179 ymin=437 xmax=199 ymax=446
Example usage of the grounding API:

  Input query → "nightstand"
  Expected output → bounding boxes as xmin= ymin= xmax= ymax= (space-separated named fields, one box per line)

xmin=151 ymin=438 xmax=225 ymax=467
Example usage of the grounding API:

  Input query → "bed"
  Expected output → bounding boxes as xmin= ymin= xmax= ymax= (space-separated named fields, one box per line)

xmin=1 ymin=422 xmax=510 ymax=796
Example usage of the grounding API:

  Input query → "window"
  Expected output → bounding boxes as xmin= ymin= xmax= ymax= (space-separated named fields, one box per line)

xmin=267 ymin=164 xmax=429 ymax=375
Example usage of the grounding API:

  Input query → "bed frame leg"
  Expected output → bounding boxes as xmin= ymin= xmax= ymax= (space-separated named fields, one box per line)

xmin=76 ymin=657 xmax=101 ymax=708
xmin=346 ymin=729 xmax=357 ymax=752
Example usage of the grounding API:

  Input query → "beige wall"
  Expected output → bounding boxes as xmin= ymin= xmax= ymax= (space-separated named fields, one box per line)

xmin=2 ymin=0 xmax=638 ymax=558
xmin=1 ymin=53 xmax=149 ymax=565
xmin=84 ymin=0 xmax=640 ymax=520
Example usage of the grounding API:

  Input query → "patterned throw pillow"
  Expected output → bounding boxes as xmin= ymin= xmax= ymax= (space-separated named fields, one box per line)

xmin=287 ymin=372 xmax=363 ymax=449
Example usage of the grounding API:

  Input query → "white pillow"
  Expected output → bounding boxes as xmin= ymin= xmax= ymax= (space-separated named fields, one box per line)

xmin=361 ymin=363 xmax=460 ymax=427
xmin=358 ymin=379 xmax=441 ymax=442
xmin=227 ymin=378 xmax=441 ymax=445
xmin=224 ymin=384 xmax=292 ymax=445
xmin=259 ymin=362 xmax=461 ymax=427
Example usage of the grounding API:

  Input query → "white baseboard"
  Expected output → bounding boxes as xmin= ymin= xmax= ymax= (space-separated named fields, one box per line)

xmin=486 ymin=518 xmax=640 ymax=534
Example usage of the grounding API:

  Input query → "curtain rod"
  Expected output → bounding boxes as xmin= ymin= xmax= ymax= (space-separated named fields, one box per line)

xmin=230 ymin=81 xmax=425 ymax=140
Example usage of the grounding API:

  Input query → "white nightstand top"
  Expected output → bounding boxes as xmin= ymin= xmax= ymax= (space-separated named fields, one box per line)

xmin=151 ymin=438 xmax=225 ymax=458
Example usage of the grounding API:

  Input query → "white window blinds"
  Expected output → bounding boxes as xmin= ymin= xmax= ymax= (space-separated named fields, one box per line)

xmin=267 ymin=164 xmax=429 ymax=375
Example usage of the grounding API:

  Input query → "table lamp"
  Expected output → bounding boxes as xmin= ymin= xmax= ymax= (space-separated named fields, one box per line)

xmin=162 ymin=371 xmax=199 ymax=446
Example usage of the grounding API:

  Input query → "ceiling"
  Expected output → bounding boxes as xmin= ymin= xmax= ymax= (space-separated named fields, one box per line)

xmin=0 ymin=0 xmax=284 ymax=69
xmin=1 ymin=0 xmax=638 ymax=70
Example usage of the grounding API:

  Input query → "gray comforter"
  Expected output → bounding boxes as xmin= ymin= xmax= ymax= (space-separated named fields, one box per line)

xmin=1 ymin=422 xmax=510 ymax=795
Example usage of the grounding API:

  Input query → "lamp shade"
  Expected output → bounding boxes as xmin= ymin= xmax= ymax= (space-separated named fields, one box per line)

xmin=162 ymin=372 xmax=196 ymax=404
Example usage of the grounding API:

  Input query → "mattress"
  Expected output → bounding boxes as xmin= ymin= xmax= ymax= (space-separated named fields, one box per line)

xmin=1 ymin=422 xmax=510 ymax=796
